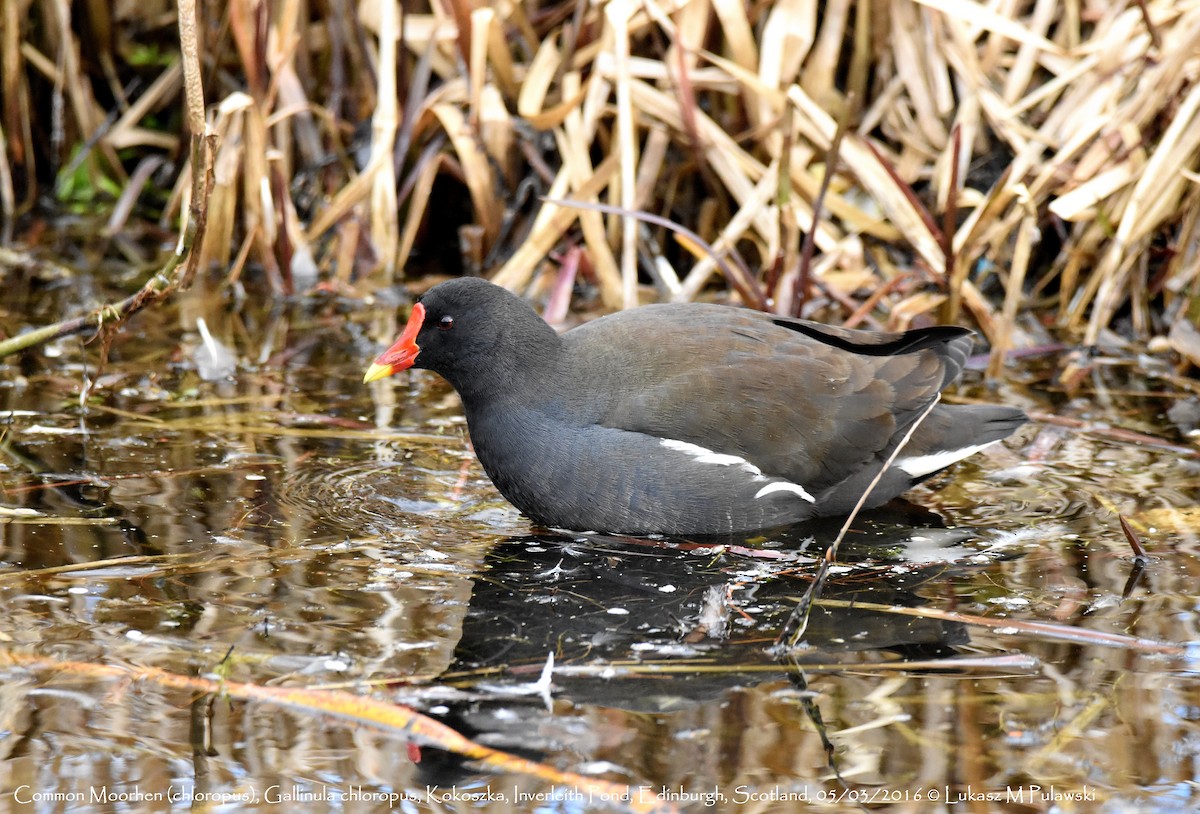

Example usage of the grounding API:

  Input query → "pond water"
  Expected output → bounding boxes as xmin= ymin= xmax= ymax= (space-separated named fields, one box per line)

xmin=0 ymin=270 xmax=1198 ymax=813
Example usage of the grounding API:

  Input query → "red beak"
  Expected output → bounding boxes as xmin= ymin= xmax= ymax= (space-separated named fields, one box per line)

xmin=363 ymin=302 xmax=425 ymax=382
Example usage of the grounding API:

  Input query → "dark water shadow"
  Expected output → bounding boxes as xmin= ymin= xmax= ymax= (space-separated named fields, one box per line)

xmin=409 ymin=508 xmax=1018 ymax=787
xmin=453 ymin=521 xmax=980 ymax=695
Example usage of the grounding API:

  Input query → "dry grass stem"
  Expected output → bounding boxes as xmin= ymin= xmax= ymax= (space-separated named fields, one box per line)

xmin=7 ymin=0 xmax=1200 ymax=363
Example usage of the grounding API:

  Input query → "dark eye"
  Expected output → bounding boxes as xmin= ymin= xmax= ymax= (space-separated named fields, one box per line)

xmin=438 ymin=315 xmax=455 ymax=331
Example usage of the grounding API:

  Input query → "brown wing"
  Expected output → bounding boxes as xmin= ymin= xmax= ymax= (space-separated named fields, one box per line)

xmin=575 ymin=305 xmax=971 ymax=493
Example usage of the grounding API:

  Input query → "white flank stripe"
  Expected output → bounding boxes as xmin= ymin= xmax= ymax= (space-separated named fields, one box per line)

xmin=896 ymin=441 xmax=998 ymax=477
xmin=660 ymin=439 xmax=753 ymax=467
xmin=660 ymin=439 xmax=816 ymax=503
xmin=753 ymin=481 xmax=816 ymax=503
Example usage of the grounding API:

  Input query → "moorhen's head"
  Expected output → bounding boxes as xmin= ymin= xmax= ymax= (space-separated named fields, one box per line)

xmin=363 ymin=277 xmax=559 ymax=396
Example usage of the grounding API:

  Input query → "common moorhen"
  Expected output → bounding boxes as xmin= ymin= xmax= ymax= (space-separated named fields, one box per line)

xmin=364 ymin=278 xmax=1027 ymax=535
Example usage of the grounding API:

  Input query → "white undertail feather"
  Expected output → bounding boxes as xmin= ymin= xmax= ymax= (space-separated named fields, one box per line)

xmin=895 ymin=441 xmax=999 ymax=477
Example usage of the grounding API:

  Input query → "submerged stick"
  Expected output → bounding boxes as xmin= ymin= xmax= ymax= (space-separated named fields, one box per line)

xmin=811 ymin=598 xmax=1186 ymax=655
xmin=0 ymin=651 xmax=676 ymax=814
xmin=776 ymin=395 xmax=942 ymax=651
xmin=1119 ymin=514 xmax=1150 ymax=563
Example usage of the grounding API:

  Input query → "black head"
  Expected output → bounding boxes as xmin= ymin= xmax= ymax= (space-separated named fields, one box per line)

xmin=363 ymin=278 xmax=560 ymax=398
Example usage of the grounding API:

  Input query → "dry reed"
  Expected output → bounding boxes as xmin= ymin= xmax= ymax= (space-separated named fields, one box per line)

xmin=4 ymin=0 xmax=1200 ymax=371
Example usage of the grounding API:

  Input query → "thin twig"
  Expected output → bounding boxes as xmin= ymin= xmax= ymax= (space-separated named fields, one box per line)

xmin=811 ymin=598 xmax=1185 ymax=655
xmin=0 ymin=0 xmax=214 ymax=362
xmin=941 ymin=123 xmax=961 ymax=284
xmin=541 ymin=197 xmax=761 ymax=307
xmin=776 ymin=395 xmax=942 ymax=651
xmin=793 ymin=94 xmax=854 ymax=317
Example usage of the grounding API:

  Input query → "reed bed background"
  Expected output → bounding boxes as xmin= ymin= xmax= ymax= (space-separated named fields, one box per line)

xmin=3 ymin=0 xmax=1199 ymax=374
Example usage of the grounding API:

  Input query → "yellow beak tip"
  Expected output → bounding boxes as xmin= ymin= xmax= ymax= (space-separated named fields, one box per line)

xmin=363 ymin=363 xmax=393 ymax=384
